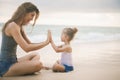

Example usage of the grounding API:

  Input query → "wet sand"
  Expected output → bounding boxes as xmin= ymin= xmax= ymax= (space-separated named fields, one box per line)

xmin=1 ymin=40 xmax=120 ymax=80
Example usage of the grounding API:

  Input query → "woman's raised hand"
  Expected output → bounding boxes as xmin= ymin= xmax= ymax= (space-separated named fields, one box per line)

xmin=46 ymin=30 xmax=51 ymax=44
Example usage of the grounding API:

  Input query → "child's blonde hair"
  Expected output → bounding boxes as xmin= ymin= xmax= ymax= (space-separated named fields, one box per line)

xmin=63 ymin=27 xmax=78 ymax=41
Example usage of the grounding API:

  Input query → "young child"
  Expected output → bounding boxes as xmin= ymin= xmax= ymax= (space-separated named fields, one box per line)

xmin=50 ymin=27 xmax=78 ymax=72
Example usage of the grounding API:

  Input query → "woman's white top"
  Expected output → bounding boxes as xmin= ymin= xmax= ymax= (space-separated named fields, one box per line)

xmin=60 ymin=52 xmax=73 ymax=66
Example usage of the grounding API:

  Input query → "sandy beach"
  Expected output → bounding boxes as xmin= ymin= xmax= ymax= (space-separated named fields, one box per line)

xmin=0 ymin=0 xmax=120 ymax=79
xmin=0 ymin=40 xmax=120 ymax=80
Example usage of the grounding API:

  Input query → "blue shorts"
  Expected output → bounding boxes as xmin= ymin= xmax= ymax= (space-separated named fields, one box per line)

xmin=0 ymin=57 xmax=17 ymax=77
xmin=63 ymin=64 xmax=74 ymax=72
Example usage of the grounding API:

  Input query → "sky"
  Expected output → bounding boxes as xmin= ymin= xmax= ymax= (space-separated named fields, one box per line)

xmin=0 ymin=0 xmax=120 ymax=27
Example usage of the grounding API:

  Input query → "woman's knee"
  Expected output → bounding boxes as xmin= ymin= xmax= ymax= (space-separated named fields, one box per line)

xmin=30 ymin=52 xmax=40 ymax=60
xmin=34 ymin=61 xmax=42 ymax=71
xmin=30 ymin=52 xmax=39 ymax=55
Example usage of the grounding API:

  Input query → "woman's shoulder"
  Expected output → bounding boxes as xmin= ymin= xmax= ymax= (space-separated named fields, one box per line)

xmin=5 ymin=22 xmax=20 ymax=36
xmin=8 ymin=22 xmax=18 ymax=27
xmin=7 ymin=22 xmax=20 ymax=30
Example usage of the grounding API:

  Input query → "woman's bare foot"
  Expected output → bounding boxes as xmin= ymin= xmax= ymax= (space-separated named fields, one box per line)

xmin=42 ymin=66 xmax=51 ymax=70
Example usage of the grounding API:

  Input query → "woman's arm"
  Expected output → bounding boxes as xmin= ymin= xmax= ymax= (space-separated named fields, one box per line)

xmin=7 ymin=23 xmax=50 ymax=52
xmin=21 ymin=27 xmax=31 ymax=44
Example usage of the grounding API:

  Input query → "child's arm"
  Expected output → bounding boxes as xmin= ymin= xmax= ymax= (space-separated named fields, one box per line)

xmin=50 ymin=32 xmax=71 ymax=53
xmin=51 ymin=41 xmax=71 ymax=53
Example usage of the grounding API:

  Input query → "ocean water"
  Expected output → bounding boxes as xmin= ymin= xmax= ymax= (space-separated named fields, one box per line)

xmin=0 ymin=23 xmax=120 ymax=44
xmin=24 ymin=25 xmax=120 ymax=44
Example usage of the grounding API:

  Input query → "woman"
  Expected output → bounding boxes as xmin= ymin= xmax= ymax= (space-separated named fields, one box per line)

xmin=0 ymin=2 xmax=50 ymax=77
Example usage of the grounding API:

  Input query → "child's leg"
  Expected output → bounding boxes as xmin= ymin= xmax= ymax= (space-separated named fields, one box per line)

xmin=52 ymin=62 xmax=65 ymax=72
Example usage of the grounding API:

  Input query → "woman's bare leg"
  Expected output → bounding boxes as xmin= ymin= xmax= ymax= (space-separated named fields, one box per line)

xmin=3 ymin=60 xmax=42 ymax=77
xmin=18 ymin=52 xmax=50 ymax=70
xmin=3 ymin=52 xmax=42 ymax=77
xmin=18 ymin=52 xmax=40 ymax=62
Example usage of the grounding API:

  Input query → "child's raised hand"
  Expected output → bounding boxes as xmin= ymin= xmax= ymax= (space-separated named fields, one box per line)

xmin=46 ymin=30 xmax=51 ymax=44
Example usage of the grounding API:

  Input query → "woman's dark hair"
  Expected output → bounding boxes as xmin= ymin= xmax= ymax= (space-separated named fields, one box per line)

xmin=2 ymin=2 xmax=39 ymax=32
